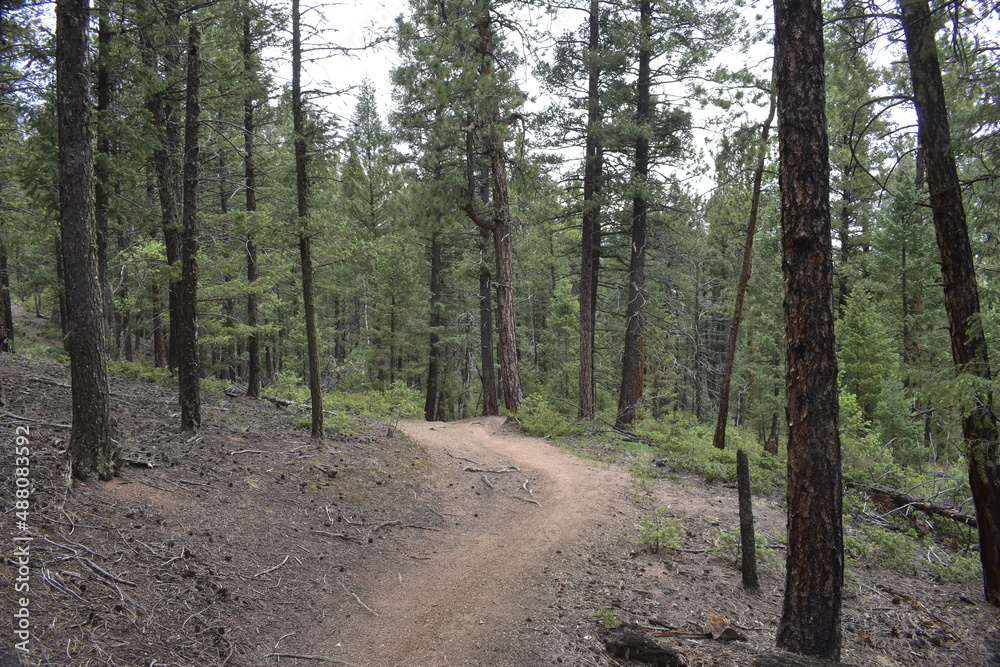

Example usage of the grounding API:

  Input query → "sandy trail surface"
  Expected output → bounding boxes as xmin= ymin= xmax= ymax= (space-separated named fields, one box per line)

xmin=328 ymin=416 xmax=632 ymax=666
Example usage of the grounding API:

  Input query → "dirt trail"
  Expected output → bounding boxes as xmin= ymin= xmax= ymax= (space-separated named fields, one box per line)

xmin=327 ymin=416 xmax=633 ymax=666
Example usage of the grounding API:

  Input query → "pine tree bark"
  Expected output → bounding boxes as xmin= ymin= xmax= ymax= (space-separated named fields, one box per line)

xmin=141 ymin=0 xmax=183 ymax=371
xmin=476 ymin=4 xmax=522 ymax=413
xmin=479 ymin=227 xmax=499 ymax=416
xmin=0 ymin=231 xmax=13 ymax=352
xmin=241 ymin=9 xmax=261 ymax=398
xmin=899 ymin=0 xmax=1000 ymax=606
xmin=425 ymin=230 xmax=443 ymax=421
xmin=774 ymin=0 xmax=843 ymax=655
xmin=95 ymin=0 xmax=115 ymax=354
xmin=293 ymin=0 xmax=324 ymax=438
xmin=57 ymin=0 xmax=119 ymax=480
xmin=579 ymin=0 xmax=603 ymax=420
xmin=178 ymin=23 xmax=201 ymax=432
xmin=616 ymin=0 xmax=652 ymax=429
xmin=713 ymin=88 xmax=775 ymax=449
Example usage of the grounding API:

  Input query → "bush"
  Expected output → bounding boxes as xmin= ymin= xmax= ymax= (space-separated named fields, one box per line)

xmin=109 ymin=360 xmax=173 ymax=388
xmin=709 ymin=526 xmax=782 ymax=571
xmin=636 ymin=509 xmax=686 ymax=554
xmin=517 ymin=394 xmax=585 ymax=438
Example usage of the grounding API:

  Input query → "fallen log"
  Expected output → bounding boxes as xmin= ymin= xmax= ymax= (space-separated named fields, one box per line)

xmin=846 ymin=481 xmax=977 ymax=528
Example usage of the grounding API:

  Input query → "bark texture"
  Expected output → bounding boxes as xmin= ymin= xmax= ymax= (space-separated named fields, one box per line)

xmin=773 ymin=0 xmax=843 ymax=655
xmin=578 ymin=0 xmax=602 ymax=420
xmin=178 ymin=23 xmax=201 ymax=432
xmin=57 ymin=0 xmax=119 ymax=480
xmin=616 ymin=0 xmax=651 ymax=429
xmin=243 ymin=10 xmax=261 ymax=399
xmin=293 ymin=0 xmax=324 ymax=438
xmin=476 ymin=4 xmax=522 ymax=413
xmin=425 ymin=230 xmax=443 ymax=421
xmin=900 ymin=0 xmax=1000 ymax=605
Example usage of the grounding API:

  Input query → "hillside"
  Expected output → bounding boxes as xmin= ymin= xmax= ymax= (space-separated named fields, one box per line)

xmin=1 ymin=354 xmax=998 ymax=666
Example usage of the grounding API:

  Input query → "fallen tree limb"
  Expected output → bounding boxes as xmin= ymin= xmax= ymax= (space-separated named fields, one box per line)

xmin=264 ymin=653 xmax=357 ymax=665
xmin=847 ymin=481 xmax=977 ymax=528
xmin=463 ymin=465 xmax=519 ymax=473
xmin=0 ymin=410 xmax=72 ymax=430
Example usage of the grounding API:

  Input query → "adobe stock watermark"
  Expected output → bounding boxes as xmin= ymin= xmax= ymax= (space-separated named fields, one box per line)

xmin=10 ymin=425 xmax=33 ymax=655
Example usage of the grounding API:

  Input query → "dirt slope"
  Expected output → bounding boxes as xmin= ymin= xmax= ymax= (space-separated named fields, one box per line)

xmin=1 ymin=354 xmax=998 ymax=666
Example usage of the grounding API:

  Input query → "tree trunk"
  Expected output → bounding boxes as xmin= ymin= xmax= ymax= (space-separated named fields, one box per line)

xmin=737 ymin=449 xmax=760 ymax=592
xmin=57 ymin=0 xmax=119 ymax=480
xmin=713 ymin=88 xmax=776 ymax=449
xmin=95 ymin=0 xmax=115 ymax=354
xmin=0 ymin=231 xmax=13 ymax=352
xmin=899 ymin=0 xmax=1000 ymax=606
xmin=425 ymin=230 xmax=443 ymax=421
xmin=616 ymin=0 xmax=652 ymax=429
xmin=774 ymin=0 xmax=844 ymax=656
xmin=479 ymin=227 xmax=499 ymax=416
xmin=477 ymin=5 xmax=522 ymax=413
xmin=293 ymin=0 xmax=324 ymax=438
xmin=178 ymin=23 xmax=201 ymax=432
xmin=579 ymin=0 xmax=603 ymax=420
xmin=141 ymin=0 xmax=183 ymax=371
xmin=242 ymin=8 xmax=261 ymax=397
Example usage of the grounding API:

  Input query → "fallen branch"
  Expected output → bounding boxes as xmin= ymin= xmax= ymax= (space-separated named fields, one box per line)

xmin=847 ymin=481 xmax=978 ymax=528
xmin=463 ymin=465 xmax=519 ymax=473
xmin=261 ymin=394 xmax=340 ymax=417
xmin=264 ymin=653 xmax=357 ymax=665
xmin=0 ymin=410 xmax=72 ymax=430
xmin=340 ymin=581 xmax=377 ymax=615
xmin=481 ymin=474 xmax=495 ymax=490
xmin=253 ymin=555 xmax=290 ymax=578
xmin=513 ymin=495 xmax=541 ymax=506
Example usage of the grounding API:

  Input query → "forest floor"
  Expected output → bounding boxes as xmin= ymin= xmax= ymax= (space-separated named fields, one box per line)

xmin=1 ymin=351 xmax=999 ymax=666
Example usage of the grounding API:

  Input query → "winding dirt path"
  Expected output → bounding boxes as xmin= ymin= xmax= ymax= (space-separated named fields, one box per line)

xmin=329 ymin=416 xmax=633 ymax=666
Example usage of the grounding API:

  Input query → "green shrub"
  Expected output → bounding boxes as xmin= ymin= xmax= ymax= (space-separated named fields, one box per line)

xmin=845 ymin=523 xmax=917 ymax=570
xmin=636 ymin=509 xmax=686 ymax=554
xmin=109 ymin=360 xmax=173 ymax=388
xmin=590 ymin=609 xmax=621 ymax=630
xmin=928 ymin=549 xmax=982 ymax=584
xmin=517 ymin=394 xmax=585 ymax=438
xmin=709 ymin=526 xmax=782 ymax=571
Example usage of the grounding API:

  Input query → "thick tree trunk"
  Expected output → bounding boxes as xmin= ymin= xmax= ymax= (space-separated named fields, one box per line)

xmin=477 ymin=5 xmax=523 ymax=413
xmin=178 ymin=24 xmax=201 ymax=432
xmin=900 ymin=0 xmax=1000 ymax=606
xmin=57 ymin=0 xmax=119 ymax=480
xmin=95 ymin=0 xmax=115 ymax=354
xmin=479 ymin=228 xmax=499 ymax=416
xmin=616 ymin=0 xmax=652 ymax=429
xmin=293 ymin=0 xmax=324 ymax=438
xmin=774 ymin=0 xmax=843 ymax=656
xmin=579 ymin=0 xmax=602 ymax=420
xmin=425 ymin=230 xmax=443 ymax=421
xmin=713 ymin=89 xmax=775 ymax=449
